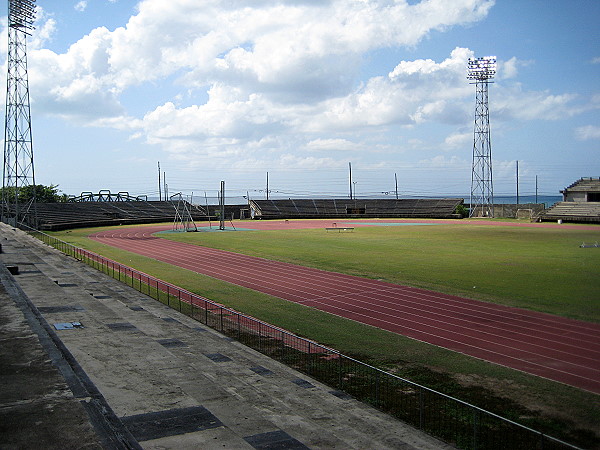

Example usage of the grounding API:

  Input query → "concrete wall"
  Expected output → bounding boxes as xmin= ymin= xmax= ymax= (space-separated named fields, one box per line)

xmin=563 ymin=192 xmax=587 ymax=202
xmin=469 ymin=203 xmax=546 ymax=219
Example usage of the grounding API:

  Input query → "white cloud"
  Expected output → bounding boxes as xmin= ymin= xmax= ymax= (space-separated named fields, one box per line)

xmin=18 ymin=0 xmax=596 ymax=177
xmin=419 ymin=154 xmax=469 ymax=169
xmin=305 ymin=138 xmax=361 ymax=152
xmin=134 ymin=46 xmax=477 ymax=160
xmin=492 ymin=87 xmax=581 ymax=121
xmin=575 ymin=125 xmax=600 ymax=141
xmin=496 ymin=57 xmax=534 ymax=80
xmin=27 ymin=0 xmax=495 ymax=120
xmin=444 ymin=131 xmax=471 ymax=149
xmin=74 ymin=1 xmax=88 ymax=12
xmin=591 ymin=57 xmax=600 ymax=64
xmin=278 ymin=154 xmax=341 ymax=171
xmin=497 ymin=56 xmax=517 ymax=79
xmin=305 ymin=47 xmax=474 ymax=132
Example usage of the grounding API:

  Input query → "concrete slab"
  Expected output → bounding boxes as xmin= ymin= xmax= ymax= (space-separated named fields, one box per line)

xmin=0 ymin=224 xmax=450 ymax=449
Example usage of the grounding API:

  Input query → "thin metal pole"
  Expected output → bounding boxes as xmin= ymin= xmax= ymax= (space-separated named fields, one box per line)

xmin=205 ymin=191 xmax=211 ymax=229
xmin=158 ymin=162 xmax=161 ymax=201
xmin=163 ymin=172 xmax=167 ymax=199
xmin=395 ymin=173 xmax=398 ymax=199
xmin=219 ymin=181 xmax=225 ymax=230
xmin=516 ymin=160 xmax=519 ymax=206
xmin=349 ymin=162 xmax=352 ymax=199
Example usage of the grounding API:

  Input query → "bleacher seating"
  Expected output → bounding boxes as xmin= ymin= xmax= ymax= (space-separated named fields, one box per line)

xmin=12 ymin=197 xmax=467 ymax=230
xmin=538 ymin=202 xmax=600 ymax=223
xmin=28 ymin=201 xmax=207 ymax=231
xmin=249 ymin=198 xmax=463 ymax=219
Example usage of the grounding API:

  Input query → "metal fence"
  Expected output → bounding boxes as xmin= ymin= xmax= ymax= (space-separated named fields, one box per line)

xmin=29 ymin=229 xmax=580 ymax=450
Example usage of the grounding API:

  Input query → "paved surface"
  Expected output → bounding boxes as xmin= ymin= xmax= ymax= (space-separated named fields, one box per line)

xmin=0 ymin=223 xmax=449 ymax=449
xmin=91 ymin=223 xmax=600 ymax=394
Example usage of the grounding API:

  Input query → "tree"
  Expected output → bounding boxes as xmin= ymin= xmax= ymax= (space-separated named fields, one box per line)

xmin=0 ymin=184 xmax=68 ymax=203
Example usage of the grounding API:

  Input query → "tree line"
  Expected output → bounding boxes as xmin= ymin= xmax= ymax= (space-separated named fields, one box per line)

xmin=0 ymin=184 xmax=69 ymax=203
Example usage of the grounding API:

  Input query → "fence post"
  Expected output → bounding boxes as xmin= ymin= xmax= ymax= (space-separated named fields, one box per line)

xmin=338 ymin=355 xmax=343 ymax=390
xmin=375 ymin=371 xmax=380 ymax=407
xmin=540 ymin=433 xmax=545 ymax=450
xmin=473 ymin=408 xmax=479 ymax=450
xmin=220 ymin=307 xmax=223 ymax=331
xmin=419 ymin=388 xmax=424 ymax=430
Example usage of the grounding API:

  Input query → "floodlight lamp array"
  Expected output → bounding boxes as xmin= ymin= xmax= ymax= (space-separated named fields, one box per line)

xmin=9 ymin=0 xmax=36 ymax=33
xmin=467 ymin=56 xmax=496 ymax=81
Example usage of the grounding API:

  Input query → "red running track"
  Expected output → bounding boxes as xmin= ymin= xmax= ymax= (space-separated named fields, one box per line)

xmin=90 ymin=224 xmax=600 ymax=394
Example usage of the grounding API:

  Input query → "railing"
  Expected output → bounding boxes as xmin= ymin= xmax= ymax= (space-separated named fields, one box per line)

xmin=28 ymin=229 xmax=580 ymax=450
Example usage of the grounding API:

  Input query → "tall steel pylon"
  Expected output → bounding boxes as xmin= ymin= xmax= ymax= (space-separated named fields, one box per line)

xmin=2 ymin=0 xmax=37 ymax=228
xmin=467 ymin=56 xmax=496 ymax=218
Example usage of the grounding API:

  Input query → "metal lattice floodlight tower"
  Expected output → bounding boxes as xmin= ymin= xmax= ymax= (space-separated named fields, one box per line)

xmin=2 ymin=0 xmax=37 ymax=228
xmin=467 ymin=56 xmax=496 ymax=218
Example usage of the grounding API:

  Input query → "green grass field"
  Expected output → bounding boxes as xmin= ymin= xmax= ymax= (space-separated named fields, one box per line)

xmin=49 ymin=220 xmax=600 ymax=446
xmin=160 ymin=221 xmax=600 ymax=322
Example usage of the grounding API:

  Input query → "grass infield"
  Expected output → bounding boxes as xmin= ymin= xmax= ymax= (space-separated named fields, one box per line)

xmin=161 ymin=220 xmax=600 ymax=322
xmin=50 ymin=220 xmax=600 ymax=447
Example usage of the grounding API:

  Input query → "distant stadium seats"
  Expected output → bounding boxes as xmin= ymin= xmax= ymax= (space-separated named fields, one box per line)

xmin=32 ymin=201 xmax=207 ymax=231
xmin=249 ymin=198 xmax=463 ymax=219
xmin=539 ymin=177 xmax=600 ymax=223
xmin=538 ymin=202 xmax=600 ymax=223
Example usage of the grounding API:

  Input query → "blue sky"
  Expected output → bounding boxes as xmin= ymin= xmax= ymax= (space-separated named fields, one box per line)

xmin=2 ymin=0 xmax=598 ymax=201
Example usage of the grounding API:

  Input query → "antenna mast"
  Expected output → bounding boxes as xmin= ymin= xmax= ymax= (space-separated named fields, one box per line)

xmin=467 ymin=56 xmax=496 ymax=218
xmin=2 ymin=0 xmax=37 ymax=227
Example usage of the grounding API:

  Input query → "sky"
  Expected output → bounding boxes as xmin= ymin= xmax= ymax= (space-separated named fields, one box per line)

xmin=2 ymin=0 xmax=599 ymax=202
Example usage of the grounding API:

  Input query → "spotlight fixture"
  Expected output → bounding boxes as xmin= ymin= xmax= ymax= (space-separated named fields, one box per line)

xmin=9 ymin=0 xmax=36 ymax=34
xmin=467 ymin=56 xmax=496 ymax=81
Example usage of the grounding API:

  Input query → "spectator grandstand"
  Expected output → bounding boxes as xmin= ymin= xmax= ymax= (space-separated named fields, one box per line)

xmin=32 ymin=201 xmax=207 ymax=231
xmin=539 ymin=177 xmax=600 ymax=223
xmin=7 ymin=193 xmax=465 ymax=230
xmin=538 ymin=202 xmax=600 ymax=223
xmin=249 ymin=198 xmax=463 ymax=219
